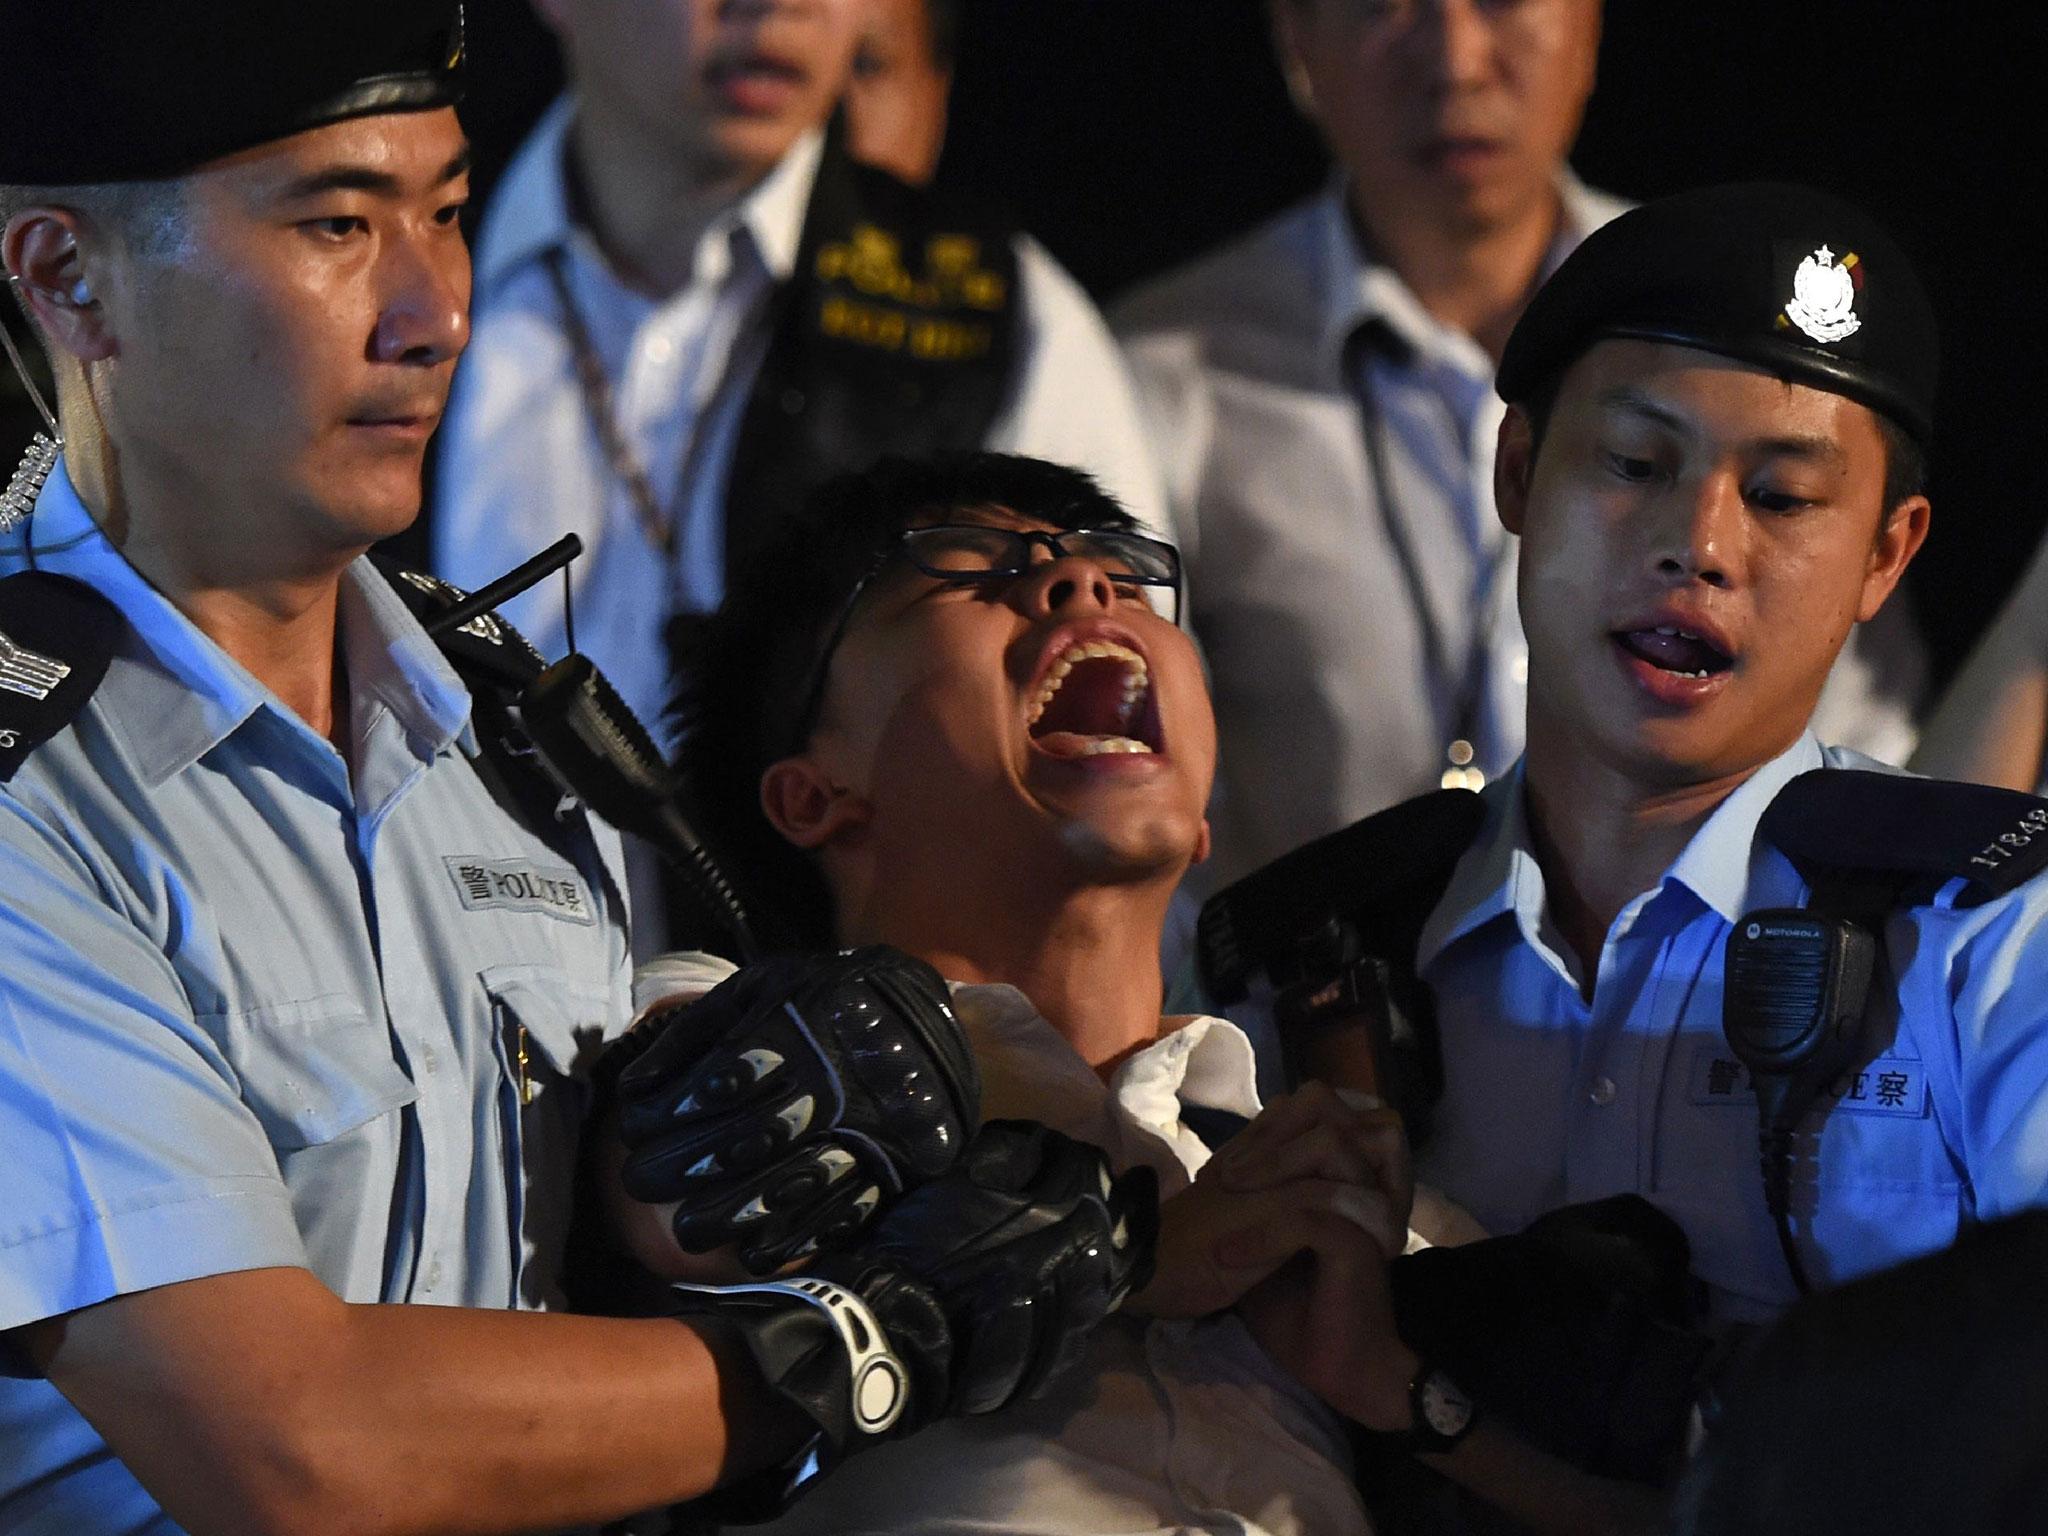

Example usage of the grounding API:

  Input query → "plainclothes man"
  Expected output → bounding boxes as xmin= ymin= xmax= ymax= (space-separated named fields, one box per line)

xmin=1117 ymin=0 xmax=1924 ymax=890
xmin=654 ymin=451 xmax=1669 ymax=1536
xmin=432 ymin=0 xmax=1167 ymax=744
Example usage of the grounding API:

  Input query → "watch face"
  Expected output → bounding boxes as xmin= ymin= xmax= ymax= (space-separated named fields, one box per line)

xmin=1419 ymin=1371 xmax=1474 ymax=1437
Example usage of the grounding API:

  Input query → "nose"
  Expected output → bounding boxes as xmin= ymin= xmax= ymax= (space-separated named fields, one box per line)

xmin=1649 ymin=471 xmax=1743 ymax=591
xmin=1014 ymin=552 xmax=1119 ymax=619
xmin=1418 ymin=0 xmax=1496 ymax=89
xmin=370 ymin=226 xmax=470 ymax=369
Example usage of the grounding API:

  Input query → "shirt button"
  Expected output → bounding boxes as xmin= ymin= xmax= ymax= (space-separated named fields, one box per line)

xmin=420 ymin=1047 xmax=440 ymax=1076
xmin=1511 ymin=653 xmax=1530 ymax=685
xmin=424 ymin=1259 xmax=444 ymax=1291
xmin=1588 ymin=1076 xmax=1618 ymax=1107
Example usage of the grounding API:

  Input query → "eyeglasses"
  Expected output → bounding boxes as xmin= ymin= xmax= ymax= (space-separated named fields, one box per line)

xmin=783 ymin=523 xmax=1184 ymax=754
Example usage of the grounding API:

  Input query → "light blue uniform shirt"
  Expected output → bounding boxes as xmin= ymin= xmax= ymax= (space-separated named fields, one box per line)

xmin=0 ymin=467 xmax=633 ymax=1532
xmin=1415 ymin=734 xmax=2048 ymax=1323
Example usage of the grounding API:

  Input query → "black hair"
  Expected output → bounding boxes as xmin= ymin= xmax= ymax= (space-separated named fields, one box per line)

xmin=667 ymin=450 xmax=1136 ymax=950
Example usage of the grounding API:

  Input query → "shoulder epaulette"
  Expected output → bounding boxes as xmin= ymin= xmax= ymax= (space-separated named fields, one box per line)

xmin=1763 ymin=768 xmax=2048 ymax=907
xmin=1199 ymin=788 xmax=1488 ymax=1005
xmin=0 ymin=572 xmax=121 ymax=782
xmin=372 ymin=556 xmax=549 ymax=699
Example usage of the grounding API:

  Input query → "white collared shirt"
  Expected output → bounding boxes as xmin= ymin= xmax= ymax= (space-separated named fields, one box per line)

xmin=433 ymin=99 xmax=1171 ymax=743
xmin=638 ymin=954 xmax=1372 ymax=1536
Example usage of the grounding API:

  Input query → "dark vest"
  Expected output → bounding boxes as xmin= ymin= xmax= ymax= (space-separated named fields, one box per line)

xmin=720 ymin=123 xmax=1020 ymax=583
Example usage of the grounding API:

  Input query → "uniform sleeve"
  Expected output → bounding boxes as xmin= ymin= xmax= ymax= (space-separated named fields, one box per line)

xmin=1944 ymin=885 xmax=2048 ymax=1221
xmin=0 ymin=798 xmax=306 ymax=1332
xmin=992 ymin=237 xmax=1178 ymax=553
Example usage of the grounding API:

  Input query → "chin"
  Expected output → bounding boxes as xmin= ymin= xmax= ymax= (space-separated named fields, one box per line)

xmin=302 ymin=489 xmax=422 ymax=554
xmin=1054 ymin=813 xmax=1202 ymax=885
xmin=711 ymin=117 xmax=812 ymax=179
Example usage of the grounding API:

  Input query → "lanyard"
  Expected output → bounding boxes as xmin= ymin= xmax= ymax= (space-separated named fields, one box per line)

xmin=1346 ymin=319 xmax=1507 ymax=791
xmin=540 ymin=247 xmax=675 ymax=558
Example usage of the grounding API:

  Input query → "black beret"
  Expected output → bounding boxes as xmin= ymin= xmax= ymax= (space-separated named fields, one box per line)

xmin=0 ymin=0 xmax=465 ymax=184
xmin=1499 ymin=182 xmax=1938 ymax=446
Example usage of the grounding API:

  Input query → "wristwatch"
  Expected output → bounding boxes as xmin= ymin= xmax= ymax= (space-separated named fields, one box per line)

xmin=1406 ymin=1361 xmax=1479 ymax=1454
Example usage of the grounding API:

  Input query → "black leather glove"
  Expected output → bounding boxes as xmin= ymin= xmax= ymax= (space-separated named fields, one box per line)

xmin=610 ymin=946 xmax=981 ymax=1273
xmin=674 ymin=1120 xmax=1159 ymax=1521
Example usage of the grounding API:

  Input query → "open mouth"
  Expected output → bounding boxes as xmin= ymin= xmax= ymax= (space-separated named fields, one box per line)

xmin=1612 ymin=625 xmax=1735 ymax=680
xmin=1026 ymin=640 xmax=1163 ymax=758
xmin=705 ymin=48 xmax=808 ymax=110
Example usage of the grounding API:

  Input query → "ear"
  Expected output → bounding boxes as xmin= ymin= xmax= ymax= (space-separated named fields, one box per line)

xmin=1857 ymin=493 xmax=1931 ymax=624
xmin=4 ymin=209 xmax=118 ymax=364
xmin=1267 ymin=0 xmax=1316 ymax=117
xmin=1494 ymin=404 xmax=1538 ymax=537
xmin=760 ymin=754 xmax=872 ymax=850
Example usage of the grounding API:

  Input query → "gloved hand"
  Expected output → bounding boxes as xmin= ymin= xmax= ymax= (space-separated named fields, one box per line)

xmin=673 ymin=1120 xmax=1158 ymax=1520
xmin=609 ymin=946 xmax=981 ymax=1273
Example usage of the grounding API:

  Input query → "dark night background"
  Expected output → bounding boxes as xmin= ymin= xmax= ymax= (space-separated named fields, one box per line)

xmin=6 ymin=1 xmax=2043 ymax=682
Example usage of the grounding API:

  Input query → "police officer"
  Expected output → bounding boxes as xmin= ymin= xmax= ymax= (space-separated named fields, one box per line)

xmin=0 ymin=5 xmax=1149 ymax=1532
xmin=1213 ymin=182 xmax=2048 ymax=1334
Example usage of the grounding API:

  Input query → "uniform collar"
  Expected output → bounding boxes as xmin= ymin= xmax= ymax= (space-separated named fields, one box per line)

xmin=1418 ymin=733 xmax=1827 ymax=972
xmin=474 ymin=95 xmax=823 ymax=299
xmin=18 ymin=461 xmax=471 ymax=785
xmin=1313 ymin=171 xmax=1620 ymax=379
xmin=1663 ymin=734 xmax=1825 ymax=923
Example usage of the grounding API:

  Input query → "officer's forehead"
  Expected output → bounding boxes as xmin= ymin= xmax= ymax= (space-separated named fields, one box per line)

xmin=194 ymin=109 xmax=471 ymax=200
xmin=1555 ymin=338 xmax=1887 ymax=461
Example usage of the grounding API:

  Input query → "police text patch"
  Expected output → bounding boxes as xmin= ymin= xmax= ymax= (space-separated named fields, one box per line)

xmin=1687 ymin=1042 xmax=1929 ymax=1119
xmin=445 ymin=857 xmax=595 ymax=926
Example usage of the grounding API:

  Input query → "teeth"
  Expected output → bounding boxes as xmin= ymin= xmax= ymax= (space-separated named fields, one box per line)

xmin=1079 ymin=736 xmax=1153 ymax=755
xmin=1026 ymin=640 xmax=1150 ymax=727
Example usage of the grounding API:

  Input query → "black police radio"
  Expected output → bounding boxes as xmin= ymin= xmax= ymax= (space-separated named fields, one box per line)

xmin=1723 ymin=766 xmax=2048 ymax=1297
xmin=1721 ymin=908 xmax=1880 ymax=1294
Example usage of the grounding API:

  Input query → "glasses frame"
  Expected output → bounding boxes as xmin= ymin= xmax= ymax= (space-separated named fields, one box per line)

xmin=781 ymin=523 xmax=1184 ymax=756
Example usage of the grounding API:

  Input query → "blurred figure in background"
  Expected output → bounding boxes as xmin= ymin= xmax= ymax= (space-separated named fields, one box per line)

xmin=433 ymin=0 xmax=1164 ymax=743
xmin=1911 ymin=533 xmax=2048 ymax=791
xmin=1117 ymin=0 xmax=1924 ymax=889
xmin=1671 ymin=1211 xmax=2048 ymax=1536
xmin=844 ymin=0 xmax=954 ymax=186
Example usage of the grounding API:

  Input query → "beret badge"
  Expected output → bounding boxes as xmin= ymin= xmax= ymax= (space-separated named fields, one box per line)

xmin=1783 ymin=245 xmax=1863 ymax=346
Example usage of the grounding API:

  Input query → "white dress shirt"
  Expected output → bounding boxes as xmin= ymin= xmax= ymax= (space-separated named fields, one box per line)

xmin=638 ymin=954 xmax=1374 ymax=1536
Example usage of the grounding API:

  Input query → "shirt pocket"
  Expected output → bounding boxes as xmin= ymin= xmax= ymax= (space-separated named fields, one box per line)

xmin=217 ymin=993 xmax=418 ymax=1150
xmin=479 ymin=965 xmax=611 ymax=1306
xmin=1653 ymin=1040 xmax=1964 ymax=1311
xmin=480 ymin=965 xmax=607 ymax=1097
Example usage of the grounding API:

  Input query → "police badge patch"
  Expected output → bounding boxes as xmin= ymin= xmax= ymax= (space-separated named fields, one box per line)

xmin=444 ymin=855 xmax=596 ymax=925
xmin=1783 ymin=244 xmax=1863 ymax=345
